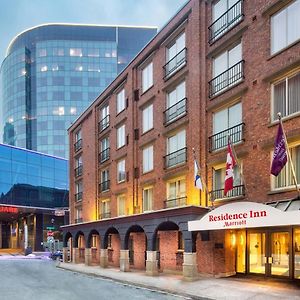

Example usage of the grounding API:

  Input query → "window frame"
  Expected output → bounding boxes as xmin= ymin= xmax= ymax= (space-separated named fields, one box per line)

xmin=117 ymin=124 xmax=126 ymax=149
xmin=142 ymin=186 xmax=153 ymax=212
xmin=142 ymin=104 xmax=154 ymax=134
xmin=116 ymin=88 xmax=126 ymax=114
xmin=142 ymin=145 xmax=154 ymax=174
xmin=142 ymin=62 xmax=153 ymax=93
xmin=117 ymin=159 xmax=126 ymax=183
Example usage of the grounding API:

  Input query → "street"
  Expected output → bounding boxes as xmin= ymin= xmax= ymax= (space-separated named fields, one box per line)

xmin=0 ymin=260 xmax=189 ymax=300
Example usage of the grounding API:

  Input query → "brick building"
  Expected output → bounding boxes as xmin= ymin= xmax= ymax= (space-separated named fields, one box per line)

xmin=62 ymin=0 xmax=300 ymax=281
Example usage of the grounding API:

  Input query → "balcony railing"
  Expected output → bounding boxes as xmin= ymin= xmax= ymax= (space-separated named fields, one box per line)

xmin=164 ymin=147 xmax=187 ymax=168
xmin=164 ymin=97 xmax=187 ymax=125
xmin=75 ymin=192 xmax=82 ymax=202
xmin=99 ymin=147 xmax=110 ymax=163
xmin=99 ymin=180 xmax=110 ymax=193
xmin=74 ymin=139 xmax=82 ymax=152
xmin=209 ymin=123 xmax=245 ymax=152
xmin=75 ymin=218 xmax=83 ymax=224
xmin=209 ymin=60 xmax=244 ymax=97
xmin=209 ymin=0 xmax=244 ymax=43
xmin=163 ymin=48 xmax=187 ymax=79
xmin=209 ymin=184 xmax=245 ymax=201
xmin=99 ymin=212 xmax=111 ymax=219
xmin=98 ymin=115 xmax=110 ymax=133
xmin=75 ymin=165 xmax=83 ymax=177
xmin=164 ymin=196 xmax=187 ymax=208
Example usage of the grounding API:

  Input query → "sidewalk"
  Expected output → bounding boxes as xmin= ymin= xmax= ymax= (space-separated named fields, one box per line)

xmin=57 ymin=262 xmax=300 ymax=300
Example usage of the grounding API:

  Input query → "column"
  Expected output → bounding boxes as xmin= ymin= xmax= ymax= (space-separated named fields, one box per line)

xmin=182 ymin=252 xmax=198 ymax=281
xmin=100 ymin=248 xmax=108 ymax=268
xmin=119 ymin=249 xmax=130 ymax=272
xmin=146 ymin=251 xmax=158 ymax=276
xmin=62 ymin=247 xmax=69 ymax=263
xmin=85 ymin=248 xmax=92 ymax=266
xmin=73 ymin=247 xmax=79 ymax=264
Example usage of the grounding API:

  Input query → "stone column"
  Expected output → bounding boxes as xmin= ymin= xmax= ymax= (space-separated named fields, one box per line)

xmin=62 ymin=247 xmax=69 ymax=263
xmin=85 ymin=248 xmax=92 ymax=266
xmin=73 ymin=248 xmax=79 ymax=264
xmin=100 ymin=248 xmax=108 ymax=268
xmin=119 ymin=250 xmax=130 ymax=272
xmin=146 ymin=251 xmax=158 ymax=276
xmin=182 ymin=252 xmax=198 ymax=281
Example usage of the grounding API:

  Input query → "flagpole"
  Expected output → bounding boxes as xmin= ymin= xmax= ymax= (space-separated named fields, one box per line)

xmin=227 ymin=135 xmax=248 ymax=197
xmin=277 ymin=112 xmax=300 ymax=198
xmin=192 ymin=147 xmax=211 ymax=208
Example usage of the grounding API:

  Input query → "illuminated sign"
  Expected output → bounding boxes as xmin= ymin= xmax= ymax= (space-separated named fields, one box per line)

xmin=0 ymin=206 xmax=18 ymax=213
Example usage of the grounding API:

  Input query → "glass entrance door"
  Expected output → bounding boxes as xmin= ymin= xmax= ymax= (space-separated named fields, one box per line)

xmin=271 ymin=231 xmax=290 ymax=277
xmin=248 ymin=232 xmax=266 ymax=274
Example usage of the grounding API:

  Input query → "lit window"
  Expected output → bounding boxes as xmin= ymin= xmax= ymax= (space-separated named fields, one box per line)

xmin=143 ymin=187 xmax=153 ymax=212
xmin=166 ymin=177 xmax=186 ymax=207
xmin=40 ymin=65 xmax=48 ymax=72
xmin=117 ymin=159 xmax=126 ymax=183
xmin=75 ymin=65 xmax=83 ymax=72
xmin=112 ymin=50 xmax=117 ymax=57
xmin=70 ymin=48 xmax=83 ymax=57
xmin=117 ymin=89 xmax=126 ymax=114
xmin=20 ymin=68 xmax=26 ymax=76
xmin=143 ymin=145 xmax=154 ymax=173
xmin=117 ymin=124 xmax=126 ymax=148
xmin=142 ymin=104 xmax=153 ymax=133
xmin=166 ymin=130 xmax=186 ymax=168
xmin=53 ymin=107 xmax=65 ymax=116
xmin=142 ymin=62 xmax=153 ymax=92
xmin=271 ymin=0 xmax=300 ymax=54
xmin=117 ymin=194 xmax=126 ymax=216
xmin=70 ymin=107 xmax=77 ymax=115
xmin=52 ymin=64 xmax=59 ymax=71
xmin=100 ymin=200 xmax=110 ymax=219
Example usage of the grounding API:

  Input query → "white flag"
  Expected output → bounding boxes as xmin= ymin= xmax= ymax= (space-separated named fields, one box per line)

xmin=194 ymin=160 xmax=203 ymax=190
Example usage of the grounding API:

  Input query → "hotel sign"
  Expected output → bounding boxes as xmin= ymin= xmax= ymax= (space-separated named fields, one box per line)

xmin=0 ymin=206 xmax=18 ymax=213
xmin=188 ymin=202 xmax=300 ymax=231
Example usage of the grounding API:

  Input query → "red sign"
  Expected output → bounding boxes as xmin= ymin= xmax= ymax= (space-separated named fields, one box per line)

xmin=0 ymin=206 xmax=18 ymax=213
xmin=47 ymin=231 xmax=54 ymax=237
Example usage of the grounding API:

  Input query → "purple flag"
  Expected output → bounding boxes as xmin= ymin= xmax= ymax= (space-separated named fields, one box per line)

xmin=271 ymin=123 xmax=287 ymax=176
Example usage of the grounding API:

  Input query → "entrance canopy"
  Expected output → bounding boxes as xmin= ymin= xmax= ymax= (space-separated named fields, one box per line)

xmin=188 ymin=201 xmax=300 ymax=231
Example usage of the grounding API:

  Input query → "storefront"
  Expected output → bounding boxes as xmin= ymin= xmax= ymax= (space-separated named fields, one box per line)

xmin=188 ymin=201 xmax=300 ymax=280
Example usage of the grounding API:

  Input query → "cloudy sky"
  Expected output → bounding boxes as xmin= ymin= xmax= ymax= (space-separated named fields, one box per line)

xmin=0 ymin=0 xmax=187 ymax=62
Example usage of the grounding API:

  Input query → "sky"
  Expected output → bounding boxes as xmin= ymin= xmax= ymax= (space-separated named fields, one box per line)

xmin=0 ymin=0 xmax=188 ymax=63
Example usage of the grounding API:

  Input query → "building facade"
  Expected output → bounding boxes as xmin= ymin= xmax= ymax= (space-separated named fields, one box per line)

xmin=0 ymin=144 xmax=69 ymax=251
xmin=63 ymin=0 xmax=300 ymax=281
xmin=1 ymin=24 xmax=157 ymax=158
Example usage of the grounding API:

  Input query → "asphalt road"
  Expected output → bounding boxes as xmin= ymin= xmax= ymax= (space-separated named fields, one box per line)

xmin=0 ymin=260 xmax=188 ymax=300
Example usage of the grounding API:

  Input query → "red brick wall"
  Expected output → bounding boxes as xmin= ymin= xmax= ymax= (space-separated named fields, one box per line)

xmin=108 ymin=234 xmax=120 ymax=267
xmin=131 ymin=232 xmax=146 ymax=270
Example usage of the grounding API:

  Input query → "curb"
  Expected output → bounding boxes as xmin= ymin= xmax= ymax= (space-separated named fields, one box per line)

xmin=56 ymin=263 xmax=211 ymax=300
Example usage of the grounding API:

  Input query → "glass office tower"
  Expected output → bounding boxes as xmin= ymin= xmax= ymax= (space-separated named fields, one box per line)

xmin=1 ymin=24 xmax=156 ymax=158
xmin=0 ymin=143 xmax=68 ymax=251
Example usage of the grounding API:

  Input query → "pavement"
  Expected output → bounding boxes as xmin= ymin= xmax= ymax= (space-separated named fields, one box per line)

xmin=57 ymin=262 xmax=300 ymax=300
xmin=0 ymin=248 xmax=51 ymax=260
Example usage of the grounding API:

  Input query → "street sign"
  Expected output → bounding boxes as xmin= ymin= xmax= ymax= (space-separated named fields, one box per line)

xmin=55 ymin=209 xmax=65 ymax=216
xmin=46 ymin=226 xmax=55 ymax=230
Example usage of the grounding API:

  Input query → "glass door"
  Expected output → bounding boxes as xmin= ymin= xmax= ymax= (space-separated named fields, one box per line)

xmin=248 ymin=232 xmax=266 ymax=274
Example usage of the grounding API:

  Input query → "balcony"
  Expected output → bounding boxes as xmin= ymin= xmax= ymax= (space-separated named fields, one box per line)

xmin=164 ymin=98 xmax=187 ymax=125
xmin=209 ymin=123 xmax=245 ymax=152
xmin=98 ymin=115 xmax=110 ymax=133
xmin=209 ymin=0 xmax=244 ymax=44
xmin=99 ymin=180 xmax=110 ymax=193
xmin=75 ymin=192 xmax=82 ymax=202
xmin=164 ymin=147 xmax=187 ymax=168
xmin=75 ymin=218 xmax=83 ymax=224
xmin=209 ymin=184 xmax=245 ymax=201
xmin=99 ymin=148 xmax=110 ymax=163
xmin=163 ymin=48 xmax=187 ymax=79
xmin=209 ymin=60 xmax=244 ymax=97
xmin=164 ymin=196 xmax=187 ymax=208
xmin=99 ymin=212 xmax=111 ymax=219
xmin=75 ymin=165 xmax=83 ymax=177
xmin=74 ymin=139 xmax=82 ymax=152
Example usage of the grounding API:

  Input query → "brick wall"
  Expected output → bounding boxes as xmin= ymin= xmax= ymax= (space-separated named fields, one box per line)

xmin=131 ymin=232 xmax=146 ymax=270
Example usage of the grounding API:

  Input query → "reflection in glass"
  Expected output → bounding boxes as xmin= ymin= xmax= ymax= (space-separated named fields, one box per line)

xmin=249 ymin=233 xmax=266 ymax=274
xmin=236 ymin=230 xmax=246 ymax=273
xmin=271 ymin=232 xmax=289 ymax=277
xmin=294 ymin=229 xmax=300 ymax=279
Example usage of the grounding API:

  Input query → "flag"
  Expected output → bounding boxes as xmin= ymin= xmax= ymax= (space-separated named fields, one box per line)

xmin=271 ymin=122 xmax=287 ymax=176
xmin=224 ymin=139 xmax=237 ymax=196
xmin=194 ymin=160 xmax=203 ymax=190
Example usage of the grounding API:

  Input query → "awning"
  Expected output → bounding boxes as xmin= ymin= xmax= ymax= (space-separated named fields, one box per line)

xmin=188 ymin=201 xmax=300 ymax=231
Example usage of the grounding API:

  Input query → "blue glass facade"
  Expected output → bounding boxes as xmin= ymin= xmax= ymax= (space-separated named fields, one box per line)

xmin=0 ymin=143 xmax=68 ymax=208
xmin=1 ymin=24 xmax=156 ymax=158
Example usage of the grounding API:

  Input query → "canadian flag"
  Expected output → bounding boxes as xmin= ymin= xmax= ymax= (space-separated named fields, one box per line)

xmin=224 ymin=139 xmax=237 ymax=196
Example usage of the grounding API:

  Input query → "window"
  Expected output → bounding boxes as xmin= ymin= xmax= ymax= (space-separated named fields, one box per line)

xmin=117 ymin=194 xmax=126 ymax=216
xmin=210 ymin=0 xmax=242 ymax=42
xmin=165 ymin=32 xmax=186 ymax=77
xmin=101 ymin=200 xmax=111 ymax=219
xmin=211 ymin=42 xmax=243 ymax=96
xmin=70 ymin=48 xmax=83 ymax=57
xmin=117 ymin=159 xmax=126 ymax=183
xmin=166 ymin=177 xmax=186 ymax=208
xmin=142 ymin=62 xmax=153 ymax=92
xmin=75 ymin=207 xmax=82 ymax=223
xmin=117 ymin=124 xmax=125 ymax=149
xmin=75 ymin=156 xmax=82 ymax=177
xmin=74 ymin=129 xmax=82 ymax=152
xmin=271 ymin=0 xmax=300 ymax=54
xmin=142 ymin=104 xmax=153 ymax=133
xmin=117 ymin=89 xmax=126 ymax=114
xmin=274 ymin=144 xmax=300 ymax=189
xmin=166 ymin=130 xmax=186 ymax=167
xmin=211 ymin=102 xmax=243 ymax=150
xmin=143 ymin=187 xmax=153 ymax=212
xmin=143 ymin=145 xmax=154 ymax=173
xmin=165 ymin=81 xmax=186 ymax=123
xmin=100 ymin=137 xmax=110 ymax=162
xmin=75 ymin=181 xmax=83 ymax=201
xmin=88 ymin=48 xmax=100 ymax=57
xmin=38 ymin=49 xmax=47 ymax=57
xmin=99 ymin=105 xmax=110 ymax=132
xmin=272 ymin=71 xmax=300 ymax=121
xmin=100 ymin=169 xmax=110 ymax=192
